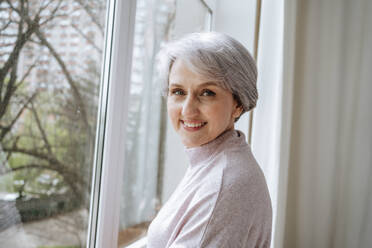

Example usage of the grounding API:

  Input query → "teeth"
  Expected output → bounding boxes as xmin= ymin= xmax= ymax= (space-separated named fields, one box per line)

xmin=183 ymin=121 xmax=205 ymax=128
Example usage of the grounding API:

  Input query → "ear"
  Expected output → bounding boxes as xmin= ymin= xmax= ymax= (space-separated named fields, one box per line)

xmin=232 ymin=104 xmax=243 ymax=119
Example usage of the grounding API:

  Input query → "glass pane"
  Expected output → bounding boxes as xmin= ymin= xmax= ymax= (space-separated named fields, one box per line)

xmin=172 ymin=0 xmax=212 ymax=38
xmin=117 ymin=0 xmax=211 ymax=247
xmin=0 ymin=0 xmax=107 ymax=247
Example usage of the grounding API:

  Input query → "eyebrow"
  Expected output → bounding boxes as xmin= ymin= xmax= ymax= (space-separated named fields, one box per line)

xmin=169 ymin=82 xmax=219 ymax=88
xmin=199 ymin=82 xmax=219 ymax=87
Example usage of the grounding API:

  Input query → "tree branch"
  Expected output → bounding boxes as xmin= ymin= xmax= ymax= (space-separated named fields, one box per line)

xmin=29 ymin=102 xmax=52 ymax=155
xmin=1 ymin=163 xmax=53 ymax=175
xmin=0 ymin=91 xmax=37 ymax=141
xmin=0 ymin=3 xmax=39 ymax=101
xmin=38 ymin=0 xmax=64 ymax=26
xmin=74 ymin=0 xmax=104 ymax=36
xmin=0 ymin=59 xmax=19 ymax=120
xmin=71 ymin=23 xmax=102 ymax=54
xmin=0 ymin=19 xmax=12 ymax=33
xmin=2 ymin=146 xmax=86 ymax=197
xmin=15 ymin=60 xmax=39 ymax=88
xmin=6 ymin=136 xmax=20 ymax=160
xmin=33 ymin=28 xmax=89 ymax=129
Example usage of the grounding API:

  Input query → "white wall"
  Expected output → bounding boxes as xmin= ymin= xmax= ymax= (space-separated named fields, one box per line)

xmin=214 ymin=0 xmax=257 ymax=139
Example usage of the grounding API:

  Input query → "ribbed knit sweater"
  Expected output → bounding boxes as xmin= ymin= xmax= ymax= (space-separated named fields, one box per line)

xmin=147 ymin=129 xmax=272 ymax=248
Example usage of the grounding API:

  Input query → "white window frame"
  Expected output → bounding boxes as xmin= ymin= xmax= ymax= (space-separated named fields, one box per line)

xmin=202 ymin=0 xmax=217 ymax=29
xmin=87 ymin=0 xmax=137 ymax=247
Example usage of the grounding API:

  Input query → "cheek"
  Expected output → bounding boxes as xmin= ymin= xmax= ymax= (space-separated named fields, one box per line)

xmin=167 ymin=100 xmax=180 ymax=123
xmin=204 ymin=101 xmax=234 ymax=123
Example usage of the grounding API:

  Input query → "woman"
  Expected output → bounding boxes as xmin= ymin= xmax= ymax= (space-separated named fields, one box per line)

xmin=147 ymin=32 xmax=272 ymax=248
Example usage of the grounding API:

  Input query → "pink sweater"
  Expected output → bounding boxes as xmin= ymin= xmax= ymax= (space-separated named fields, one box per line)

xmin=147 ymin=129 xmax=272 ymax=247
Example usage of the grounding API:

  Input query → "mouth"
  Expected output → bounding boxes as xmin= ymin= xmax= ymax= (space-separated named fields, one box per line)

xmin=181 ymin=120 xmax=207 ymax=131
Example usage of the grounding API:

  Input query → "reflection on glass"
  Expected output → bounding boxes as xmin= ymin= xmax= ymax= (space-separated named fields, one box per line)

xmin=0 ymin=0 xmax=107 ymax=247
xmin=118 ymin=0 xmax=211 ymax=247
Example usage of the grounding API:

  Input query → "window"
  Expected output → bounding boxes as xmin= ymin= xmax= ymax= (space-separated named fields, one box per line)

xmin=0 ymin=0 xmax=107 ymax=247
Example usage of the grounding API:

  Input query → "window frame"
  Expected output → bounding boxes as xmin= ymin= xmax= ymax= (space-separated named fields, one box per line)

xmin=87 ymin=0 xmax=137 ymax=247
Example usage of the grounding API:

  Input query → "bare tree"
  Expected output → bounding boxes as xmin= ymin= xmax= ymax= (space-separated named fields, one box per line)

xmin=0 ymin=0 xmax=105 ymax=213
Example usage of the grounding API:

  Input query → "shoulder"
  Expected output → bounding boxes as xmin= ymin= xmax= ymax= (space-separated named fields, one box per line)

xmin=219 ymin=145 xmax=269 ymax=194
xmin=196 ymin=147 xmax=272 ymax=247
xmin=208 ymin=145 xmax=272 ymax=226
xmin=206 ymin=144 xmax=271 ymax=201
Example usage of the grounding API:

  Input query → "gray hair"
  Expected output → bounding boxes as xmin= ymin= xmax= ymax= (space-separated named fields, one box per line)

xmin=156 ymin=32 xmax=258 ymax=115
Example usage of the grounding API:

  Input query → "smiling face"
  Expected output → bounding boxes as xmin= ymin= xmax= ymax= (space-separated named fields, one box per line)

xmin=167 ymin=59 xmax=242 ymax=148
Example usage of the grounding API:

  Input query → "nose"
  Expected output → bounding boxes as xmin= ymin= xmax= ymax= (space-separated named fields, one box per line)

xmin=182 ymin=94 xmax=200 ymax=117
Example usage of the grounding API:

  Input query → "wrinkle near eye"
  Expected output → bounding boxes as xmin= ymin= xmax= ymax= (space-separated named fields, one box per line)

xmin=169 ymin=88 xmax=186 ymax=96
xmin=201 ymin=89 xmax=216 ymax=96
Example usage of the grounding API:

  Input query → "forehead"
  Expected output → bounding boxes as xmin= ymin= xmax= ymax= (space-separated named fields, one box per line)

xmin=169 ymin=59 xmax=213 ymax=86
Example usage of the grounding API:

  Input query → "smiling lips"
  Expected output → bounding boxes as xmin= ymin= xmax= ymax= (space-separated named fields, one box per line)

xmin=181 ymin=120 xmax=207 ymax=131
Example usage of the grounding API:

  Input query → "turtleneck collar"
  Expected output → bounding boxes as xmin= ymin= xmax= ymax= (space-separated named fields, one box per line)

xmin=184 ymin=129 xmax=247 ymax=167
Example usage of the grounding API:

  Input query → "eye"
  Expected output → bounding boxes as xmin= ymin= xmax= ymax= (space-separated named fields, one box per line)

xmin=170 ymin=88 xmax=185 ymax=96
xmin=201 ymin=89 xmax=216 ymax=97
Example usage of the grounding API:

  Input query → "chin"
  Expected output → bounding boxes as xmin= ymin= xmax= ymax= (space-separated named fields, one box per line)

xmin=183 ymin=142 xmax=200 ymax=148
xmin=182 ymin=137 xmax=210 ymax=148
xmin=182 ymin=139 xmax=201 ymax=148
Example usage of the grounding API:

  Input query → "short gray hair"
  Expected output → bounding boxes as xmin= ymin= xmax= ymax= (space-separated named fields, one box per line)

xmin=156 ymin=32 xmax=258 ymax=115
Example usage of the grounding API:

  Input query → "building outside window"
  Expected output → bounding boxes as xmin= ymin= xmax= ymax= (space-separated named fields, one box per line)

xmin=0 ymin=0 xmax=107 ymax=247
